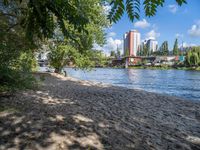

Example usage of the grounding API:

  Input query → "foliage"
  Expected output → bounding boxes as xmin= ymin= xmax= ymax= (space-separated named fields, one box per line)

xmin=185 ymin=47 xmax=200 ymax=67
xmin=49 ymin=45 xmax=96 ymax=73
xmin=15 ymin=51 xmax=38 ymax=72
xmin=159 ymin=41 xmax=169 ymax=56
xmin=106 ymin=0 xmax=187 ymax=23
xmin=116 ymin=48 xmax=121 ymax=58
xmin=2 ymin=0 xmax=96 ymax=41
xmin=2 ymin=0 xmax=187 ymax=40
xmin=47 ymin=0 xmax=108 ymax=73
xmin=140 ymin=44 xmax=148 ymax=56
xmin=125 ymin=48 xmax=129 ymax=57
xmin=110 ymin=51 xmax=115 ymax=57
xmin=0 ymin=2 xmax=38 ymax=93
xmin=173 ymin=38 xmax=179 ymax=55
xmin=0 ymin=48 xmax=38 ymax=93
xmin=49 ymin=45 xmax=72 ymax=73
xmin=91 ymin=50 xmax=108 ymax=67
xmin=0 ymin=66 xmax=37 ymax=93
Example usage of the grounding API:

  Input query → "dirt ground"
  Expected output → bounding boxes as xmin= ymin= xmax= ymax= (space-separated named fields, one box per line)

xmin=0 ymin=73 xmax=200 ymax=150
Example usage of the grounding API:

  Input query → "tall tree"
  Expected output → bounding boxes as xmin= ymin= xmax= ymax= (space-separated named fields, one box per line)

xmin=160 ymin=41 xmax=169 ymax=56
xmin=110 ymin=51 xmax=115 ymax=57
xmin=48 ymin=0 xmax=109 ymax=73
xmin=173 ymin=38 xmax=179 ymax=55
xmin=116 ymin=47 xmax=121 ymax=58
xmin=125 ymin=48 xmax=129 ymax=57
xmin=143 ymin=44 xmax=148 ymax=56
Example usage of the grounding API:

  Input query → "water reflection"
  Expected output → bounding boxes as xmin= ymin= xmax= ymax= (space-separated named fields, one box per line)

xmin=65 ymin=68 xmax=200 ymax=101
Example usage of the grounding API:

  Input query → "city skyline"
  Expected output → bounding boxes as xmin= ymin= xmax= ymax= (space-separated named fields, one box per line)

xmin=97 ymin=0 xmax=200 ymax=55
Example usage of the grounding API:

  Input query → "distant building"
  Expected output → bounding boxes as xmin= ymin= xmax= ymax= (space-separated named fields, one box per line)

xmin=123 ymin=30 xmax=141 ymax=56
xmin=35 ymin=51 xmax=49 ymax=67
xmin=146 ymin=39 xmax=158 ymax=52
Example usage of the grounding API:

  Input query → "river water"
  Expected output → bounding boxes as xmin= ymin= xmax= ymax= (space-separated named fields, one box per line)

xmin=64 ymin=68 xmax=200 ymax=101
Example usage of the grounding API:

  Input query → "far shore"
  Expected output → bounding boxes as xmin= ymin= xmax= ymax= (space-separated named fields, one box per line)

xmin=63 ymin=66 xmax=200 ymax=71
xmin=1 ymin=72 xmax=200 ymax=150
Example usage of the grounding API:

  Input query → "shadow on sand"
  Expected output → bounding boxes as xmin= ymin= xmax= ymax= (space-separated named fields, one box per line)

xmin=0 ymin=73 xmax=200 ymax=150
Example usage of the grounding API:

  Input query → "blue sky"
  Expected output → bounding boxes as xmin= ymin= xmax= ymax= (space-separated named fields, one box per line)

xmin=100 ymin=0 xmax=200 ymax=55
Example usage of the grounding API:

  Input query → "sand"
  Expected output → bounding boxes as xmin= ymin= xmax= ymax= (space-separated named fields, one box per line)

xmin=0 ymin=72 xmax=200 ymax=150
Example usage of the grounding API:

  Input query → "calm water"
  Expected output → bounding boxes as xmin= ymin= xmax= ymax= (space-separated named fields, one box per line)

xmin=65 ymin=68 xmax=200 ymax=101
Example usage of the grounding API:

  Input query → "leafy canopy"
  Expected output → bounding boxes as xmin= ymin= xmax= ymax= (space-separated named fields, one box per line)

xmin=2 ymin=0 xmax=187 ymax=41
xmin=106 ymin=0 xmax=187 ymax=23
xmin=2 ymin=0 xmax=102 ymax=41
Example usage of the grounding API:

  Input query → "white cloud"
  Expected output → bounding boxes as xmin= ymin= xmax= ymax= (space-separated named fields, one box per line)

xmin=108 ymin=32 xmax=116 ymax=37
xmin=175 ymin=33 xmax=184 ymax=38
xmin=188 ymin=20 xmax=200 ymax=37
xmin=168 ymin=4 xmax=178 ymax=13
xmin=145 ymin=30 xmax=160 ymax=40
xmin=134 ymin=19 xmax=150 ymax=29
xmin=93 ymin=37 xmax=123 ymax=56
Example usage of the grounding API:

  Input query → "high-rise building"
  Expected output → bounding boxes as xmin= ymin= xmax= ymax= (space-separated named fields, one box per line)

xmin=146 ymin=39 xmax=158 ymax=52
xmin=123 ymin=30 xmax=141 ymax=56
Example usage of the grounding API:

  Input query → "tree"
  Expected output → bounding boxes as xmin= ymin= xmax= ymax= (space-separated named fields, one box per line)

xmin=173 ymin=38 xmax=179 ymax=55
xmin=1 ymin=0 xmax=97 ymax=41
xmin=125 ymin=48 xmax=129 ymax=57
xmin=49 ymin=45 xmax=69 ymax=73
xmin=163 ymin=41 xmax=169 ymax=56
xmin=107 ymin=0 xmax=187 ymax=23
xmin=160 ymin=41 xmax=169 ymax=56
xmin=143 ymin=44 xmax=148 ymax=56
xmin=110 ymin=51 xmax=115 ymax=57
xmin=47 ymin=0 xmax=108 ymax=73
xmin=2 ymin=0 xmax=187 ymax=41
xmin=116 ymin=48 xmax=121 ymax=58
xmin=0 ymin=2 xmax=38 ymax=92
xmin=185 ymin=47 xmax=200 ymax=67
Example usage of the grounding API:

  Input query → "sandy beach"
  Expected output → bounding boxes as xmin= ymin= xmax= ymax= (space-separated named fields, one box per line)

xmin=0 ymin=73 xmax=200 ymax=150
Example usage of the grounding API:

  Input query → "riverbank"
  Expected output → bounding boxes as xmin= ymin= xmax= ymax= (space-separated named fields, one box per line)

xmin=128 ymin=66 xmax=200 ymax=71
xmin=1 ymin=73 xmax=200 ymax=150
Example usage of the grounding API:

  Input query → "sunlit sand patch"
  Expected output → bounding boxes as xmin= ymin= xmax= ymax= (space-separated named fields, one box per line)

xmin=31 ymin=93 xmax=74 ymax=105
xmin=186 ymin=135 xmax=200 ymax=144
xmin=73 ymin=114 xmax=93 ymax=123
xmin=55 ymin=115 xmax=65 ymax=122
xmin=36 ymin=91 xmax=49 ymax=95
xmin=76 ymin=133 xmax=104 ymax=150
xmin=98 ymin=122 xmax=110 ymax=128
xmin=13 ymin=116 xmax=25 ymax=125
xmin=49 ymin=132 xmax=104 ymax=150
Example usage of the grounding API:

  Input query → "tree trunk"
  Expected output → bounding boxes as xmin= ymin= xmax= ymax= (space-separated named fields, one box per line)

xmin=54 ymin=68 xmax=61 ymax=74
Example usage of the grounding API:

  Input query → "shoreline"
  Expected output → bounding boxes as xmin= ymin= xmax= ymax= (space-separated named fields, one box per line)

xmin=1 ymin=72 xmax=200 ymax=149
xmin=61 ymin=72 xmax=198 ymax=103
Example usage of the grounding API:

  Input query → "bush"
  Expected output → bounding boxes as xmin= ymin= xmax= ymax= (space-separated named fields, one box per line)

xmin=0 ymin=51 xmax=38 ymax=93
xmin=185 ymin=47 xmax=200 ymax=67
xmin=0 ymin=67 xmax=37 ymax=93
